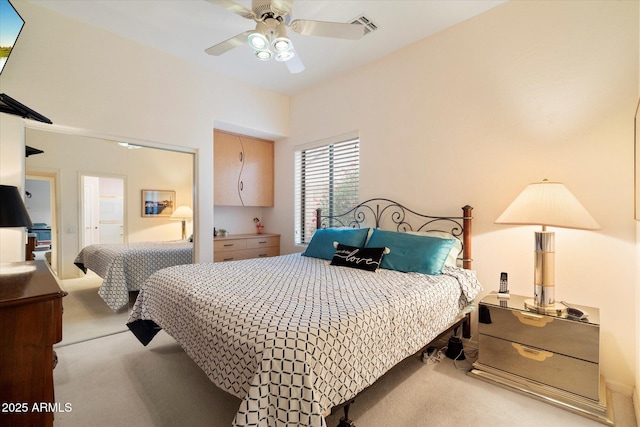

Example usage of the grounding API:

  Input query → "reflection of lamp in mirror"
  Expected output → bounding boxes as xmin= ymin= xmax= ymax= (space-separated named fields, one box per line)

xmin=170 ymin=205 xmax=193 ymax=240
xmin=0 ymin=185 xmax=36 ymax=274
xmin=495 ymin=179 xmax=599 ymax=313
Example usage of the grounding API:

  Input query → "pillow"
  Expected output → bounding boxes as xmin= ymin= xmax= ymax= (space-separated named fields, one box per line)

xmin=302 ymin=227 xmax=370 ymax=260
xmin=404 ymin=231 xmax=462 ymax=267
xmin=365 ymin=228 xmax=455 ymax=275
xmin=330 ymin=243 xmax=388 ymax=272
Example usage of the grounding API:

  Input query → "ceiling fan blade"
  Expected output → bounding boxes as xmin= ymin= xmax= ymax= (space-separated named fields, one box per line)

xmin=289 ymin=19 xmax=365 ymax=40
xmin=285 ymin=50 xmax=305 ymax=74
xmin=205 ymin=0 xmax=255 ymax=20
xmin=270 ymin=0 xmax=294 ymax=16
xmin=205 ymin=30 xmax=253 ymax=56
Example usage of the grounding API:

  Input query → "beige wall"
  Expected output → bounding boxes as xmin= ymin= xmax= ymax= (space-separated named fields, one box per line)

xmin=269 ymin=0 xmax=638 ymax=389
xmin=0 ymin=1 xmax=289 ymax=263
xmin=636 ymin=0 xmax=640 ymax=416
xmin=0 ymin=115 xmax=26 ymax=262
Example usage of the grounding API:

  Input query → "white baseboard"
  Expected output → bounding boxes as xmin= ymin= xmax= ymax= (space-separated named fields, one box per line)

xmin=606 ymin=379 xmax=634 ymax=397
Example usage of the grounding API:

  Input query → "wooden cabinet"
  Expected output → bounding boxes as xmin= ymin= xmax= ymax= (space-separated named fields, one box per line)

xmin=214 ymin=130 xmax=274 ymax=207
xmin=469 ymin=293 xmax=612 ymax=425
xmin=214 ymin=233 xmax=280 ymax=262
xmin=0 ymin=261 xmax=67 ymax=427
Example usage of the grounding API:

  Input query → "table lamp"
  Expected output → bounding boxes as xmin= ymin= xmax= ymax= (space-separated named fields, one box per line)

xmin=170 ymin=205 xmax=193 ymax=240
xmin=0 ymin=185 xmax=33 ymax=229
xmin=495 ymin=179 xmax=599 ymax=312
xmin=0 ymin=185 xmax=35 ymax=274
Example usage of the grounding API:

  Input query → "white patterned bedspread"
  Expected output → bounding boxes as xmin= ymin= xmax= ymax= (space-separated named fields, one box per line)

xmin=74 ymin=241 xmax=193 ymax=311
xmin=128 ymin=253 xmax=482 ymax=427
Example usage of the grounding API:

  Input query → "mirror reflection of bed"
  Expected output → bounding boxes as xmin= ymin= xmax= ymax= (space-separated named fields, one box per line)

xmin=25 ymin=127 xmax=195 ymax=346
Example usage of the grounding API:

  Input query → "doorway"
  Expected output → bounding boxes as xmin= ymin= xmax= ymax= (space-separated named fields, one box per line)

xmin=80 ymin=174 xmax=126 ymax=248
xmin=25 ymin=173 xmax=58 ymax=275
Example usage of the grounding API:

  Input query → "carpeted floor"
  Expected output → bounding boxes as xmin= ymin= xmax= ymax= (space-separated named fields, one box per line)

xmin=52 ymin=330 xmax=636 ymax=427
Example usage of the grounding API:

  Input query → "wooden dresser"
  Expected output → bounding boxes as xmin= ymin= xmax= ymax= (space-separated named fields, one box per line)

xmin=0 ymin=261 xmax=67 ymax=427
xmin=214 ymin=233 xmax=280 ymax=262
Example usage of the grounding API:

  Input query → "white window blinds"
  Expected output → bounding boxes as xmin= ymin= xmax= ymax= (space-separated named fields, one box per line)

xmin=294 ymin=137 xmax=360 ymax=245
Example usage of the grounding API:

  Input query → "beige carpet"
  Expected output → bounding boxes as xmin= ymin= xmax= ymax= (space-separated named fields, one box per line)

xmin=55 ymin=272 xmax=129 ymax=347
xmin=52 ymin=331 xmax=636 ymax=427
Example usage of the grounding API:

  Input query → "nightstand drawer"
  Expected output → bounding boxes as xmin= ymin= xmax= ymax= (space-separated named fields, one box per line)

xmin=478 ymin=334 xmax=599 ymax=400
xmin=214 ymin=239 xmax=247 ymax=252
xmin=479 ymin=304 xmax=598 ymax=363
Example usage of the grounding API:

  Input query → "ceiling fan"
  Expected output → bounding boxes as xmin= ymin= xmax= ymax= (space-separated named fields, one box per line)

xmin=205 ymin=0 xmax=365 ymax=74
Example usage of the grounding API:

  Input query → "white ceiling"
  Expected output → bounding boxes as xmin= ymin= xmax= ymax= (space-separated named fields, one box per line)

xmin=29 ymin=0 xmax=506 ymax=96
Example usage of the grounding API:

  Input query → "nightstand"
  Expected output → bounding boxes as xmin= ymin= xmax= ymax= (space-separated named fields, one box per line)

xmin=469 ymin=293 xmax=613 ymax=425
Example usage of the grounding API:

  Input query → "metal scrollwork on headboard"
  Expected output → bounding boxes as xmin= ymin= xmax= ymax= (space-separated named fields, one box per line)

xmin=315 ymin=198 xmax=474 ymax=269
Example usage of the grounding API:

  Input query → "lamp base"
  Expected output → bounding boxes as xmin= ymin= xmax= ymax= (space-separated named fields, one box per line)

xmin=524 ymin=298 xmax=564 ymax=315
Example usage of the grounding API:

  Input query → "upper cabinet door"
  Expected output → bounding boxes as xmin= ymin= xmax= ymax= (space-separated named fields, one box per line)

xmin=214 ymin=130 xmax=274 ymax=207
xmin=214 ymin=130 xmax=243 ymax=206
xmin=240 ymin=136 xmax=274 ymax=207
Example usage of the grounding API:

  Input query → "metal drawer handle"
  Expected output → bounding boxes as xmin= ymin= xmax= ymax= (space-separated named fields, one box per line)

xmin=257 ymin=240 xmax=268 ymax=244
xmin=223 ymin=244 xmax=235 ymax=247
xmin=512 ymin=311 xmax=554 ymax=327
xmin=511 ymin=343 xmax=554 ymax=362
xmin=223 ymin=257 xmax=234 ymax=261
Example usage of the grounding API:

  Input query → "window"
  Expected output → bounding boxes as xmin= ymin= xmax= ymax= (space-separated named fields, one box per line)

xmin=294 ymin=135 xmax=360 ymax=245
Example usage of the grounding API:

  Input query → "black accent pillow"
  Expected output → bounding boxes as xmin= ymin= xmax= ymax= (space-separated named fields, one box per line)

xmin=330 ymin=243 xmax=387 ymax=272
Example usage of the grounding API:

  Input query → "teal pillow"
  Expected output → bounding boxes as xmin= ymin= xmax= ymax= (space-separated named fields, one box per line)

xmin=365 ymin=228 xmax=455 ymax=275
xmin=302 ymin=228 xmax=370 ymax=260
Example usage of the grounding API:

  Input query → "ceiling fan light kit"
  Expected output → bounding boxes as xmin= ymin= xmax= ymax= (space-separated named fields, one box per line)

xmin=248 ymin=18 xmax=295 ymax=62
xmin=272 ymin=24 xmax=292 ymax=52
xmin=247 ymin=22 xmax=269 ymax=50
xmin=275 ymin=49 xmax=294 ymax=62
xmin=206 ymin=0 xmax=365 ymax=73
xmin=255 ymin=49 xmax=273 ymax=61
xmin=273 ymin=37 xmax=292 ymax=51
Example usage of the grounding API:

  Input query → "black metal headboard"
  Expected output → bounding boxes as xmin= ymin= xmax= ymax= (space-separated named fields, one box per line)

xmin=315 ymin=198 xmax=473 ymax=269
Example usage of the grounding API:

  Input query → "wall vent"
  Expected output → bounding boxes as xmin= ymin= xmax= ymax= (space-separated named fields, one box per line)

xmin=350 ymin=15 xmax=378 ymax=36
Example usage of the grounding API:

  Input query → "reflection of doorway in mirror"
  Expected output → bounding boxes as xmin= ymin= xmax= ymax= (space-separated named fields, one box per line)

xmin=81 ymin=175 xmax=125 ymax=248
xmin=25 ymin=173 xmax=58 ymax=275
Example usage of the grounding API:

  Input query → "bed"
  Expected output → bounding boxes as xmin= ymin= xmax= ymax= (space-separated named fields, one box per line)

xmin=74 ymin=240 xmax=193 ymax=311
xmin=127 ymin=199 xmax=481 ymax=427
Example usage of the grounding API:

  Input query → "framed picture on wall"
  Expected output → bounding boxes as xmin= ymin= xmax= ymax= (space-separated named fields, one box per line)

xmin=142 ymin=190 xmax=175 ymax=217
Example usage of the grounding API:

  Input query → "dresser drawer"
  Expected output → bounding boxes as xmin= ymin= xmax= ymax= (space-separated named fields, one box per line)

xmin=214 ymin=239 xmax=247 ymax=252
xmin=478 ymin=334 xmax=599 ymax=400
xmin=479 ymin=303 xmax=598 ymax=363
xmin=213 ymin=246 xmax=280 ymax=262
xmin=246 ymin=236 xmax=279 ymax=249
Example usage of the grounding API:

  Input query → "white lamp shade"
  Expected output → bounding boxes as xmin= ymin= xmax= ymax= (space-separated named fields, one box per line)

xmin=170 ymin=205 xmax=193 ymax=221
xmin=495 ymin=180 xmax=599 ymax=230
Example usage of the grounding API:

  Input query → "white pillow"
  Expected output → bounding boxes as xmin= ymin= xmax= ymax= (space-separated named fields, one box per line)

xmin=404 ymin=230 xmax=462 ymax=267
